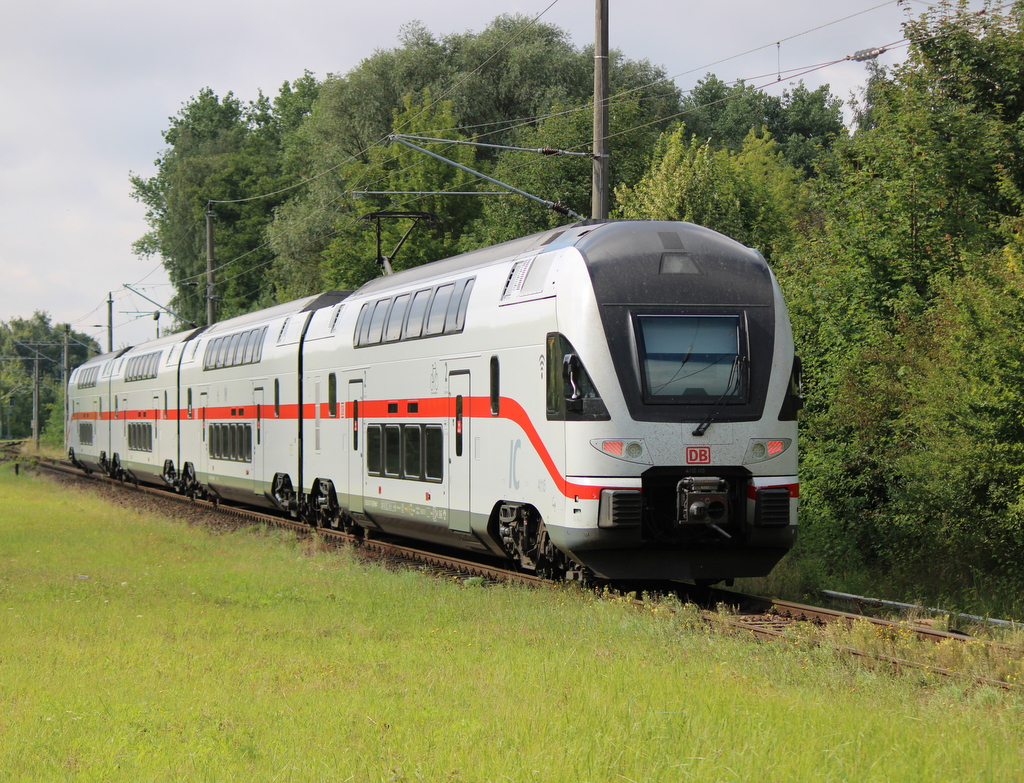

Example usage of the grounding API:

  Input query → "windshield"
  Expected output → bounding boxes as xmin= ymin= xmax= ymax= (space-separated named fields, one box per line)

xmin=635 ymin=315 xmax=744 ymax=402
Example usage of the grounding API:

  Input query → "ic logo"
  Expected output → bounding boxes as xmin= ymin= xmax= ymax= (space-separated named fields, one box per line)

xmin=686 ymin=446 xmax=712 ymax=465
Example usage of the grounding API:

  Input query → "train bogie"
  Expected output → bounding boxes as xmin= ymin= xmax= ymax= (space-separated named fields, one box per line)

xmin=68 ymin=220 xmax=800 ymax=584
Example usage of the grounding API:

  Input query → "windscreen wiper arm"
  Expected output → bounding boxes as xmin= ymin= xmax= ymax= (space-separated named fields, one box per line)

xmin=691 ymin=355 xmax=743 ymax=437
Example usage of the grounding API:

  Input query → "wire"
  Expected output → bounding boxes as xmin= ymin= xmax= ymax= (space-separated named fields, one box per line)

xmin=146 ymin=0 xmax=1008 ymax=306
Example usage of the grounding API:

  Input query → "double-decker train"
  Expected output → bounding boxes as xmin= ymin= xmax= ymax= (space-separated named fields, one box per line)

xmin=67 ymin=220 xmax=800 ymax=583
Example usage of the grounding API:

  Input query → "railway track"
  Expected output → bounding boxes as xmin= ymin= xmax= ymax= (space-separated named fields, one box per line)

xmin=21 ymin=454 xmax=1024 ymax=690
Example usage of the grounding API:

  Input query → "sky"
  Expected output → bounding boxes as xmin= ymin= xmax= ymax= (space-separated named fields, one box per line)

xmin=0 ymin=0 xmax=953 ymax=350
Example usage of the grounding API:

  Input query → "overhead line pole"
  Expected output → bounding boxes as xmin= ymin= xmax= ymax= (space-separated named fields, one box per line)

xmin=107 ymin=292 xmax=113 ymax=353
xmin=205 ymin=203 xmax=216 ymax=326
xmin=592 ymin=0 xmax=610 ymax=220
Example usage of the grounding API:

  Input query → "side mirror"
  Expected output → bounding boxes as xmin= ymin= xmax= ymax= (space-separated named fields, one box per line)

xmin=562 ymin=353 xmax=583 ymax=411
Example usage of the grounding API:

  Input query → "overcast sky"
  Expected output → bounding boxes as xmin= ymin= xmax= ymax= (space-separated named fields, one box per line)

xmin=1 ymin=0 xmax=950 ymax=349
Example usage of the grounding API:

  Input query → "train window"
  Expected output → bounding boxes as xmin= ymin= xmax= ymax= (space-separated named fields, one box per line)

xmin=546 ymin=333 xmax=609 ymax=421
xmin=385 ymin=294 xmax=410 ymax=342
xmin=352 ymin=399 xmax=359 ymax=450
xmin=354 ymin=303 xmax=370 ymax=346
xmin=217 ymin=337 xmax=232 ymax=368
xmin=354 ymin=276 xmax=473 ymax=348
xmin=444 ymin=280 xmax=468 ymax=334
xmin=257 ymin=327 xmax=269 ymax=362
xmin=277 ymin=318 xmax=291 ymax=344
xmin=239 ymin=331 xmax=255 ymax=364
xmin=455 ymin=395 xmax=463 ymax=457
xmin=77 ymin=366 xmax=99 ymax=389
xmin=208 ymin=423 xmax=253 ymax=462
xmin=229 ymin=333 xmax=244 ymax=365
xmin=634 ymin=315 xmax=746 ymax=403
xmin=454 ymin=278 xmax=474 ymax=331
xmin=425 ymin=426 xmax=443 ymax=481
xmin=403 ymin=289 xmax=431 ymax=339
xmin=125 ymin=352 xmax=161 ymax=382
xmin=188 ymin=388 xmax=193 ymax=419
xmin=425 ymin=285 xmax=454 ymax=335
xmin=330 ymin=304 xmax=345 ymax=333
xmin=403 ymin=425 xmax=422 ymax=478
xmin=490 ymin=356 xmax=500 ymax=416
xmin=274 ymin=379 xmax=280 ymax=418
xmin=328 ymin=374 xmax=338 ymax=417
xmin=366 ymin=425 xmax=382 ymax=474
xmin=384 ymin=425 xmax=401 ymax=476
xmin=367 ymin=299 xmax=390 ymax=345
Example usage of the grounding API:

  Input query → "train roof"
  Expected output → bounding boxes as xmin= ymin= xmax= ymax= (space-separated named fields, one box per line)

xmin=350 ymin=219 xmax=769 ymax=300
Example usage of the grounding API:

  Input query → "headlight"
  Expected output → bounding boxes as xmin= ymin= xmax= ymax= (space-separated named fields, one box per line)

xmin=591 ymin=438 xmax=651 ymax=464
xmin=744 ymin=438 xmax=793 ymax=464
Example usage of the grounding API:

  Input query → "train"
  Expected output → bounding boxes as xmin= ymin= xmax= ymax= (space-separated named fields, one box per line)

xmin=66 ymin=219 xmax=800 ymax=583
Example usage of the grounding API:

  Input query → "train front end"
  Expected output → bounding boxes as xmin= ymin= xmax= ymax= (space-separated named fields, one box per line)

xmin=547 ymin=221 xmax=799 ymax=583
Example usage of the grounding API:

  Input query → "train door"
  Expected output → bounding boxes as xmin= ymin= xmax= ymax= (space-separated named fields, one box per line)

xmin=95 ymin=396 xmax=105 ymax=457
xmin=347 ymin=378 xmax=364 ymax=515
xmin=153 ymin=394 xmax=161 ymax=462
xmin=253 ymin=386 xmax=264 ymax=494
xmin=198 ymin=386 xmax=210 ymax=476
xmin=447 ymin=370 xmax=471 ymax=533
xmin=313 ymin=375 xmax=322 ymax=454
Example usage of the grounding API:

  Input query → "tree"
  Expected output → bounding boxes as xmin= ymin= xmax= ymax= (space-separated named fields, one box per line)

xmin=0 ymin=313 xmax=96 ymax=440
xmin=679 ymin=75 xmax=844 ymax=174
xmin=615 ymin=127 xmax=807 ymax=261
xmin=269 ymin=16 xmax=683 ymax=285
xmin=131 ymin=79 xmax=320 ymax=326
xmin=775 ymin=1 xmax=1024 ymax=595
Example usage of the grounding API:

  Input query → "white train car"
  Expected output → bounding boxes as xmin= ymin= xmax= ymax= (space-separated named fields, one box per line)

xmin=175 ymin=294 xmax=349 ymax=508
xmin=68 ymin=220 xmax=800 ymax=583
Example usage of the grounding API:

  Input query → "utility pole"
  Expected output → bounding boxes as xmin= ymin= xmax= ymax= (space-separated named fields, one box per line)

xmin=206 ymin=203 xmax=216 ymax=326
xmin=63 ymin=325 xmax=70 ymax=449
xmin=32 ymin=359 xmax=40 ymax=449
xmin=592 ymin=0 xmax=610 ymax=220
xmin=107 ymin=292 xmax=114 ymax=353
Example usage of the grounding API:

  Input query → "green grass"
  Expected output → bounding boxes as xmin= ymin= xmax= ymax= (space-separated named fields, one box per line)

xmin=1 ymin=463 xmax=1022 ymax=782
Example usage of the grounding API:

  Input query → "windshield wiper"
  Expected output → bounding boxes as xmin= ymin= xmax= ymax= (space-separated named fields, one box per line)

xmin=691 ymin=355 xmax=743 ymax=437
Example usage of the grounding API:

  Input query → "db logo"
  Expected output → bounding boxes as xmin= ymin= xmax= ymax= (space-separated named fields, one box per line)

xmin=686 ymin=446 xmax=712 ymax=464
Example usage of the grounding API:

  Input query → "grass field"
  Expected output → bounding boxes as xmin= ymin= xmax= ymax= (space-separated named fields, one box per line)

xmin=0 ymin=462 xmax=1021 ymax=782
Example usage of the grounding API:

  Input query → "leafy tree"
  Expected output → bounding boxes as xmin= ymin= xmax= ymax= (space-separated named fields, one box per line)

xmin=615 ymin=127 xmax=807 ymax=260
xmin=271 ymin=93 xmax=483 ymax=297
xmin=776 ymin=1 xmax=1024 ymax=597
xmin=0 ymin=313 xmax=96 ymax=440
xmin=269 ymin=16 xmax=682 ymax=287
xmin=679 ymin=75 xmax=844 ymax=174
xmin=131 ymin=79 xmax=320 ymax=326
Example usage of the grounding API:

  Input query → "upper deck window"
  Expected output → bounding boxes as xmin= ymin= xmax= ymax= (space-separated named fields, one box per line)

xmin=634 ymin=315 xmax=746 ymax=403
xmin=203 ymin=326 xmax=268 ymax=371
xmin=354 ymin=277 xmax=474 ymax=348
xmin=125 ymin=352 xmax=162 ymax=382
